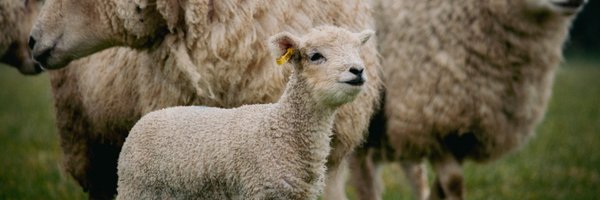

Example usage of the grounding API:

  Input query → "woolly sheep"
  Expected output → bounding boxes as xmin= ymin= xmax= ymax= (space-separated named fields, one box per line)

xmin=350 ymin=0 xmax=588 ymax=199
xmin=30 ymin=0 xmax=382 ymax=199
xmin=116 ymin=26 xmax=374 ymax=200
xmin=0 ymin=0 xmax=42 ymax=75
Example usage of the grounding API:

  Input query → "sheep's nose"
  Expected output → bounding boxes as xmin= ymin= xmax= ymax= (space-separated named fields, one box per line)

xmin=28 ymin=36 xmax=36 ymax=50
xmin=33 ymin=48 xmax=52 ymax=66
xmin=349 ymin=67 xmax=364 ymax=76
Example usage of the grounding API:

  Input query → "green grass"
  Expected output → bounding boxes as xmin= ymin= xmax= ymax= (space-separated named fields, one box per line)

xmin=0 ymin=59 xmax=599 ymax=199
xmin=0 ymin=65 xmax=86 ymax=199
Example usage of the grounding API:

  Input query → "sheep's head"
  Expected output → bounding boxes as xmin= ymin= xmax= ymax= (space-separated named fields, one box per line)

xmin=0 ymin=0 xmax=43 ymax=75
xmin=29 ymin=0 xmax=183 ymax=69
xmin=481 ymin=0 xmax=586 ymax=35
xmin=484 ymin=0 xmax=587 ymax=18
xmin=269 ymin=26 xmax=374 ymax=107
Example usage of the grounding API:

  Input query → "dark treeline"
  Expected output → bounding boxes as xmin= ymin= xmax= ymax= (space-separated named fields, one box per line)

xmin=567 ymin=1 xmax=600 ymax=55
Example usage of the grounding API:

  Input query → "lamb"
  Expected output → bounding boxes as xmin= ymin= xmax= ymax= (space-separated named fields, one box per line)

xmin=116 ymin=26 xmax=374 ymax=200
xmin=349 ymin=0 xmax=588 ymax=199
xmin=29 ymin=0 xmax=382 ymax=199
xmin=0 ymin=0 xmax=42 ymax=75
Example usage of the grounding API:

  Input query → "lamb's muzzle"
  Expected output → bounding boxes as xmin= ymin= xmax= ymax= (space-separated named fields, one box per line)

xmin=344 ymin=66 xmax=365 ymax=86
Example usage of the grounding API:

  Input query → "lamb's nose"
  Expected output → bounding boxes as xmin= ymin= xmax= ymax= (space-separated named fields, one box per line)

xmin=28 ymin=36 xmax=36 ymax=50
xmin=349 ymin=67 xmax=364 ymax=76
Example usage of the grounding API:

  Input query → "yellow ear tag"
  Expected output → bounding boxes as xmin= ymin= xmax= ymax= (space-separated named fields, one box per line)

xmin=276 ymin=48 xmax=294 ymax=65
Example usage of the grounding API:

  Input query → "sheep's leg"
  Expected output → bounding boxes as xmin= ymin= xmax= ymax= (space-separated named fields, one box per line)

xmin=400 ymin=161 xmax=430 ymax=200
xmin=349 ymin=147 xmax=383 ymax=200
xmin=60 ymin=134 xmax=91 ymax=196
xmin=60 ymin=133 xmax=120 ymax=200
xmin=429 ymin=154 xmax=464 ymax=200
xmin=86 ymin=142 xmax=122 ymax=200
xmin=51 ymin=69 xmax=124 ymax=200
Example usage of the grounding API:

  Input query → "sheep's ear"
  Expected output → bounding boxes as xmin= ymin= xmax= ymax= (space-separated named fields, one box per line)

xmin=269 ymin=32 xmax=301 ymax=64
xmin=117 ymin=0 xmax=170 ymax=37
xmin=156 ymin=0 xmax=182 ymax=31
xmin=357 ymin=29 xmax=375 ymax=45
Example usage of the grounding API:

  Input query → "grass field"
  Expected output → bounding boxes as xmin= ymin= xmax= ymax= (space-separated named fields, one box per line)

xmin=0 ymin=59 xmax=598 ymax=199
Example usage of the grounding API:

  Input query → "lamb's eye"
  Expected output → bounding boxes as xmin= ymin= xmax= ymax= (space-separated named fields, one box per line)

xmin=309 ymin=53 xmax=325 ymax=63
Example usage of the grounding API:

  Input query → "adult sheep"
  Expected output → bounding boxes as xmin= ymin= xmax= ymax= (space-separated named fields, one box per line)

xmin=29 ymin=0 xmax=382 ymax=199
xmin=350 ymin=0 xmax=587 ymax=199
xmin=0 ymin=0 xmax=43 ymax=75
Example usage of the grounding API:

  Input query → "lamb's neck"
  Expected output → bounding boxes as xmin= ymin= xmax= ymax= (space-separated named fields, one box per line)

xmin=266 ymin=70 xmax=337 ymax=167
xmin=266 ymin=71 xmax=336 ymax=186
xmin=273 ymin=72 xmax=337 ymax=139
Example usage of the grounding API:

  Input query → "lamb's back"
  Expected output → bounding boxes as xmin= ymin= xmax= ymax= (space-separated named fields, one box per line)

xmin=118 ymin=104 xmax=273 ymax=197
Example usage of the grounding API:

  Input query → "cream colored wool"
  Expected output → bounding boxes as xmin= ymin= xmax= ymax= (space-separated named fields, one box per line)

xmin=349 ymin=0 xmax=586 ymax=199
xmin=0 ymin=0 xmax=41 ymax=75
xmin=116 ymin=26 xmax=373 ymax=200
xmin=31 ymin=0 xmax=382 ymax=199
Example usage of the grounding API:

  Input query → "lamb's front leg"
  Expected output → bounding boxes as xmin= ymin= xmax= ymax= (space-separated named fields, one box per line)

xmin=429 ymin=153 xmax=464 ymax=200
xmin=400 ymin=160 xmax=430 ymax=200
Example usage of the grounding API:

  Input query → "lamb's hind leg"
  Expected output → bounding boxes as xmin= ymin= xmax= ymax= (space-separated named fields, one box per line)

xmin=349 ymin=147 xmax=383 ymax=200
xmin=400 ymin=160 xmax=430 ymax=200
xmin=429 ymin=153 xmax=464 ymax=200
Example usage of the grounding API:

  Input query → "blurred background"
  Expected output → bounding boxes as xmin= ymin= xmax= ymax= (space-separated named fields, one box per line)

xmin=1 ymin=2 xmax=599 ymax=200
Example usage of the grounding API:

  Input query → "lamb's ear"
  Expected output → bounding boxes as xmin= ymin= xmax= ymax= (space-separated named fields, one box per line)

xmin=269 ymin=32 xmax=301 ymax=64
xmin=156 ymin=0 xmax=183 ymax=31
xmin=357 ymin=29 xmax=375 ymax=45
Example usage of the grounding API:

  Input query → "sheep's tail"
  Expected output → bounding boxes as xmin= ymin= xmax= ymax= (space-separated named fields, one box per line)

xmin=166 ymin=32 xmax=216 ymax=100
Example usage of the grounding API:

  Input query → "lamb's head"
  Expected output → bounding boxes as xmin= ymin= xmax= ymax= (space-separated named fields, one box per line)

xmin=270 ymin=26 xmax=374 ymax=107
xmin=0 ymin=0 xmax=43 ymax=75
xmin=29 ymin=0 xmax=184 ymax=69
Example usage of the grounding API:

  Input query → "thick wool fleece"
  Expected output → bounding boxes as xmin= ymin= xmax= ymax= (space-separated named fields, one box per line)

xmin=349 ymin=0 xmax=581 ymax=199
xmin=47 ymin=0 xmax=381 ymax=199
xmin=372 ymin=0 xmax=577 ymax=163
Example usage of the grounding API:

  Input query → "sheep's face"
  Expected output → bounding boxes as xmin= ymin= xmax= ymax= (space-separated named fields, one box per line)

xmin=523 ymin=0 xmax=587 ymax=16
xmin=29 ymin=0 xmax=121 ymax=69
xmin=29 ymin=0 xmax=177 ymax=69
xmin=0 ymin=0 xmax=43 ymax=75
xmin=270 ymin=26 xmax=374 ymax=107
